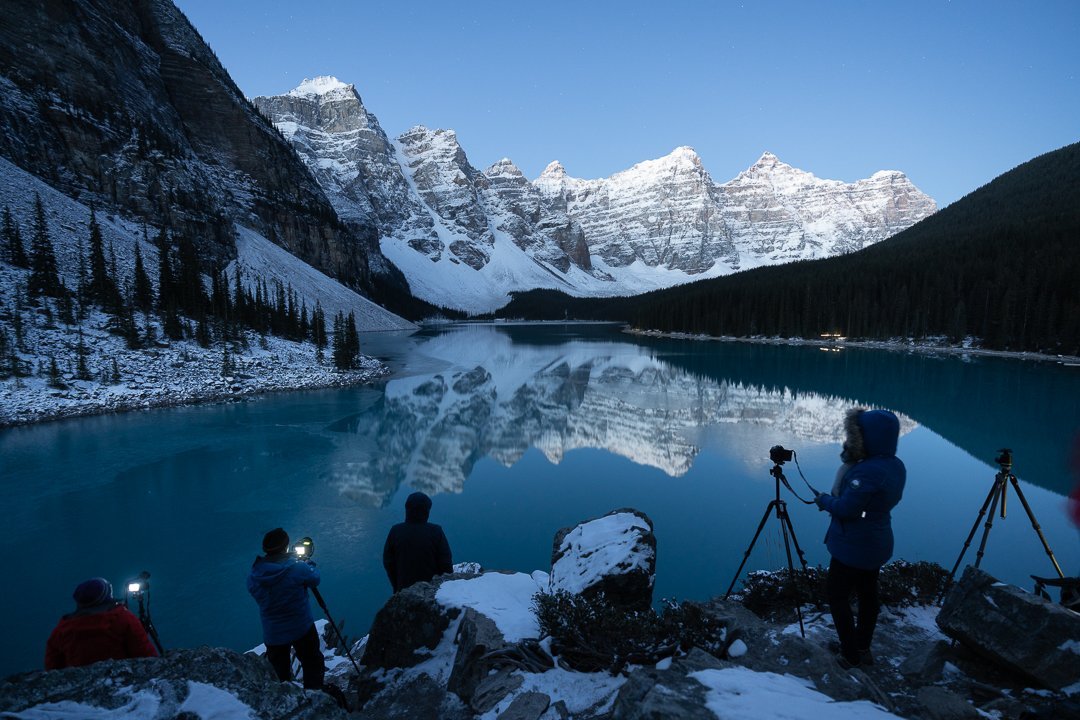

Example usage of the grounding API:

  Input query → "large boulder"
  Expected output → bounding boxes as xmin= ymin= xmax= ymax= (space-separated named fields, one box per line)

xmin=551 ymin=508 xmax=656 ymax=610
xmin=0 ymin=647 xmax=345 ymax=719
xmin=937 ymin=566 xmax=1080 ymax=691
xmin=360 ymin=579 xmax=459 ymax=669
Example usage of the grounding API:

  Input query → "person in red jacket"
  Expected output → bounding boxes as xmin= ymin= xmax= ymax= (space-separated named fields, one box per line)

xmin=45 ymin=577 xmax=158 ymax=670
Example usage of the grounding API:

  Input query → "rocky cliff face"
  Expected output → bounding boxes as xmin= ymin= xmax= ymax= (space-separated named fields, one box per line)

xmin=0 ymin=0 xmax=376 ymax=287
xmin=257 ymin=77 xmax=937 ymax=313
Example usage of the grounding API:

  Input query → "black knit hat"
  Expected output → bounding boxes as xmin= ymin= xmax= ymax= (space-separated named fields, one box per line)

xmin=73 ymin=577 xmax=113 ymax=607
xmin=262 ymin=527 xmax=289 ymax=554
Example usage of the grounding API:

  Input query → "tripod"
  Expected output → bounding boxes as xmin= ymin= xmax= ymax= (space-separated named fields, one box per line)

xmin=310 ymin=586 xmax=363 ymax=677
xmin=724 ymin=462 xmax=811 ymax=637
xmin=948 ymin=449 xmax=1064 ymax=583
xmin=128 ymin=576 xmax=165 ymax=656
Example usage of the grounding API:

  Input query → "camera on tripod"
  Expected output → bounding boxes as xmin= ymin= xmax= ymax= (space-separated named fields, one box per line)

xmin=125 ymin=570 xmax=164 ymax=655
xmin=995 ymin=448 xmax=1013 ymax=468
xmin=292 ymin=536 xmax=315 ymax=562
xmin=770 ymin=445 xmax=794 ymax=464
xmin=127 ymin=570 xmax=150 ymax=596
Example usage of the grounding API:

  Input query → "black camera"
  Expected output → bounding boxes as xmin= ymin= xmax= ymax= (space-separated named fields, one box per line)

xmin=770 ymin=445 xmax=794 ymax=464
xmin=995 ymin=448 xmax=1013 ymax=467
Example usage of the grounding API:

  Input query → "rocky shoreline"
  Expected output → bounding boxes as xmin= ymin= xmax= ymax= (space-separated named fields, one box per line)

xmin=4 ymin=509 xmax=1077 ymax=720
xmin=625 ymin=328 xmax=1080 ymax=366
xmin=0 ymin=323 xmax=390 ymax=429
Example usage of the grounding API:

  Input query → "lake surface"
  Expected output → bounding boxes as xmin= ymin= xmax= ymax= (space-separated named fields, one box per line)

xmin=2 ymin=323 xmax=1078 ymax=678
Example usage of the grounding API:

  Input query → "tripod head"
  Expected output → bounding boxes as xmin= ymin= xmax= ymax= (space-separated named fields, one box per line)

xmin=995 ymin=448 xmax=1013 ymax=473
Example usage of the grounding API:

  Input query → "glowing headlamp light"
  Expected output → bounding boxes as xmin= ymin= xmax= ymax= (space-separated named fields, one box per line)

xmin=292 ymin=536 xmax=315 ymax=560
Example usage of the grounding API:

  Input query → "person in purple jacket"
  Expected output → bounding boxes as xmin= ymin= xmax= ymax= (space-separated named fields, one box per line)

xmin=815 ymin=408 xmax=906 ymax=669
xmin=247 ymin=528 xmax=324 ymax=689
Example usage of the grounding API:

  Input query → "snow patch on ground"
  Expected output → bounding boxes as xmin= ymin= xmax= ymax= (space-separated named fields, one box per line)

xmin=436 ymin=572 xmax=547 ymax=642
xmin=692 ymin=667 xmax=903 ymax=719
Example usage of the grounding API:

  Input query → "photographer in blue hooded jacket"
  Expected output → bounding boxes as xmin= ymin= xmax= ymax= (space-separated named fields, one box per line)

xmin=247 ymin=528 xmax=324 ymax=689
xmin=815 ymin=408 xmax=906 ymax=669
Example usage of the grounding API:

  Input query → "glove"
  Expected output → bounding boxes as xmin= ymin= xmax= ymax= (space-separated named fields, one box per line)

xmin=814 ymin=492 xmax=828 ymax=511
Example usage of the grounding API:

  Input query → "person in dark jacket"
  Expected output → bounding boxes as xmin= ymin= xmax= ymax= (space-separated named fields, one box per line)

xmin=383 ymin=492 xmax=453 ymax=593
xmin=45 ymin=577 xmax=158 ymax=669
xmin=247 ymin=528 xmax=324 ymax=689
xmin=815 ymin=408 xmax=906 ymax=669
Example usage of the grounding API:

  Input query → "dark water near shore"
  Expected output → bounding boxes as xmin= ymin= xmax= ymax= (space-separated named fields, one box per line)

xmin=2 ymin=323 xmax=1078 ymax=678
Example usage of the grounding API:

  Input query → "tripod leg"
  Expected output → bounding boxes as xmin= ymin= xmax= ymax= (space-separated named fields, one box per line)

xmin=948 ymin=477 xmax=1002 ymax=581
xmin=777 ymin=507 xmax=806 ymax=638
xmin=972 ymin=482 xmax=1003 ymax=570
xmin=780 ymin=510 xmax=810 ymax=574
xmin=1008 ymin=475 xmax=1066 ymax=578
xmin=724 ymin=501 xmax=778 ymax=598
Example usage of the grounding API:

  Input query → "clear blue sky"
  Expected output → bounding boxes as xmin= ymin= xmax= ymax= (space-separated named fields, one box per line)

xmin=173 ymin=0 xmax=1079 ymax=208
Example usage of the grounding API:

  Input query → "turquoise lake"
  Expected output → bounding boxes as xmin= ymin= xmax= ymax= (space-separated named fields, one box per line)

xmin=2 ymin=323 xmax=1078 ymax=678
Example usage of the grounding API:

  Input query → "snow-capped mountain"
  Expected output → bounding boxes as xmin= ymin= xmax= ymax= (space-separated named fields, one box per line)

xmin=255 ymin=77 xmax=937 ymax=314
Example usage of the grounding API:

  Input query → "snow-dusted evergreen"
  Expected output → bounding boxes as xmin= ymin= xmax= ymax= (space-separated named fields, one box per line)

xmin=0 ymin=157 xmax=409 ymax=427
xmin=255 ymin=77 xmax=937 ymax=314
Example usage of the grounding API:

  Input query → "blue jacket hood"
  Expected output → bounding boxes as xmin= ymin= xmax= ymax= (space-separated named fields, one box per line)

xmin=859 ymin=410 xmax=899 ymax=458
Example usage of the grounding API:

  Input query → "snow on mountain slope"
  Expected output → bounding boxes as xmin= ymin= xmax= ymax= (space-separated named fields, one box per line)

xmin=230 ymin=227 xmax=415 ymax=332
xmin=0 ymin=157 xmax=392 ymax=427
xmin=258 ymin=77 xmax=937 ymax=314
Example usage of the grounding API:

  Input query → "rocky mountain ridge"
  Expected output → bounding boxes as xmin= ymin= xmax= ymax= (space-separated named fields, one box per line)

xmin=255 ymin=77 xmax=937 ymax=314
xmin=0 ymin=1 xmax=382 ymax=294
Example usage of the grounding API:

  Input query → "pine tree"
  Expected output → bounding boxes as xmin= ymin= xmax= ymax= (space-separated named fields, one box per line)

xmin=3 ymin=206 xmax=29 ymax=268
xmin=345 ymin=311 xmax=360 ymax=366
xmin=312 ymin=301 xmax=327 ymax=352
xmin=175 ymin=232 xmax=205 ymax=318
xmin=27 ymin=195 xmax=63 ymax=299
xmin=132 ymin=241 xmax=154 ymax=313
xmin=111 ymin=357 xmax=121 ymax=383
xmin=76 ymin=328 xmax=92 ymax=380
xmin=86 ymin=207 xmax=120 ymax=310
xmin=156 ymin=227 xmax=183 ymax=340
xmin=47 ymin=356 xmax=65 ymax=389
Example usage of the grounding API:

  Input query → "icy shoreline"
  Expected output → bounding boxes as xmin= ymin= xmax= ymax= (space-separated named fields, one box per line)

xmin=625 ymin=328 xmax=1080 ymax=365
xmin=0 ymin=320 xmax=391 ymax=429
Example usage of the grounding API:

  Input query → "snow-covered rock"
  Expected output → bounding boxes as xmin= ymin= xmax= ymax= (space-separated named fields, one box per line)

xmin=550 ymin=509 xmax=657 ymax=610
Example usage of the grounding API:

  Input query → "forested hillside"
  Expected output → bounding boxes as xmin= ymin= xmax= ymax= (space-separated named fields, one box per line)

xmin=499 ymin=143 xmax=1080 ymax=355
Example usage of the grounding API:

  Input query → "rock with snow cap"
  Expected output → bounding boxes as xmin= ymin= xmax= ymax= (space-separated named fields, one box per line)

xmin=550 ymin=508 xmax=657 ymax=611
xmin=937 ymin=566 xmax=1080 ymax=691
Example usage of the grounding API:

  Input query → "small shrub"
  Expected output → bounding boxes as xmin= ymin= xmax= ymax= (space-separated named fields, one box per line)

xmin=735 ymin=560 xmax=949 ymax=620
xmin=533 ymin=591 xmax=728 ymax=674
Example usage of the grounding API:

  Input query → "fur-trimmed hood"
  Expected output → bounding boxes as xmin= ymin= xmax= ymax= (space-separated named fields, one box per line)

xmin=843 ymin=408 xmax=900 ymax=461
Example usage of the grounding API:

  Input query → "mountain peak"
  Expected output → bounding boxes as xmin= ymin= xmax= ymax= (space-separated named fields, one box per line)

xmin=288 ymin=76 xmax=353 ymax=98
xmin=540 ymin=160 xmax=567 ymax=178
xmin=753 ymin=151 xmax=782 ymax=168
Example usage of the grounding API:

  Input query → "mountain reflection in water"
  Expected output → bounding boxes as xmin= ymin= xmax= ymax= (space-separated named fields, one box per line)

xmin=336 ymin=322 xmax=1080 ymax=507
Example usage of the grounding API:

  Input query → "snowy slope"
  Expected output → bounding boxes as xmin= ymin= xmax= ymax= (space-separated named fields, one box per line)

xmin=0 ymin=156 xmax=401 ymax=426
xmin=229 ymin=226 xmax=415 ymax=332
